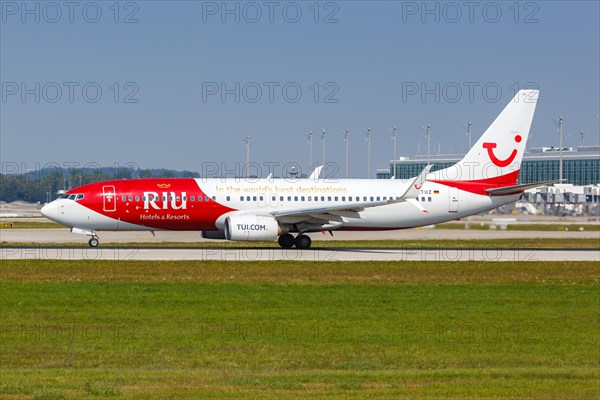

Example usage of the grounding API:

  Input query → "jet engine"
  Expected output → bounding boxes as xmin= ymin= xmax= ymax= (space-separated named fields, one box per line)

xmin=224 ymin=214 xmax=280 ymax=241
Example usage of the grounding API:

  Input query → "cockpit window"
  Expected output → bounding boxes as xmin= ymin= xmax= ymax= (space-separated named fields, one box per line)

xmin=62 ymin=193 xmax=84 ymax=200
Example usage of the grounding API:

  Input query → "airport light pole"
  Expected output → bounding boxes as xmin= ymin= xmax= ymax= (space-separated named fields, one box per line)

xmin=303 ymin=131 xmax=313 ymax=174
xmin=552 ymin=117 xmax=563 ymax=183
xmin=462 ymin=121 xmax=472 ymax=150
xmin=390 ymin=126 xmax=397 ymax=178
xmin=423 ymin=124 xmax=431 ymax=165
xmin=363 ymin=128 xmax=371 ymax=178
xmin=579 ymin=130 xmax=585 ymax=146
xmin=321 ymin=129 xmax=326 ymax=168
xmin=341 ymin=129 xmax=349 ymax=179
xmin=243 ymin=135 xmax=250 ymax=179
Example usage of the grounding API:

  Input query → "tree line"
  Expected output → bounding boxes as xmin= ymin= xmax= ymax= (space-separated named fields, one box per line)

xmin=0 ymin=167 xmax=200 ymax=203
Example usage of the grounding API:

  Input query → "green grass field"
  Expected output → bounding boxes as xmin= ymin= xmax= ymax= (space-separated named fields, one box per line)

xmin=1 ymin=220 xmax=598 ymax=231
xmin=1 ymin=260 xmax=598 ymax=399
xmin=1 ymin=238 xmax=599 ymax=249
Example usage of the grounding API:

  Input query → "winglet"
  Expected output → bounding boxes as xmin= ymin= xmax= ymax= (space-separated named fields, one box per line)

xmin=309 ymin=166 xmax=323 ymax=181
xmin=400 ymin=164 xmax=433 ymax=199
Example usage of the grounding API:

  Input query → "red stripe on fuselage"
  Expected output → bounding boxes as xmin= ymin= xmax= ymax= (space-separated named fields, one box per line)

xmin=68 ymin=179 xmax=235 ymax=230
xmin=429 ymin=170 xmax=520 ymax=196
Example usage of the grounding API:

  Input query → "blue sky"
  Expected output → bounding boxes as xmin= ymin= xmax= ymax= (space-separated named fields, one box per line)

xmin=1 ymin=0 xmax=599 ymax=178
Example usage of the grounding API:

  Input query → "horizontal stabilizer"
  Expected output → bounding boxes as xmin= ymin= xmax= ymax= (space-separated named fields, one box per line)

xmin=485 ymin=180 xmax=559 ymax=196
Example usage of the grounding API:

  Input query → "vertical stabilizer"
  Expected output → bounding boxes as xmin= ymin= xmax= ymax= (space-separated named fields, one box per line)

xmin=430 ymin=90 xmax=539 ymax=183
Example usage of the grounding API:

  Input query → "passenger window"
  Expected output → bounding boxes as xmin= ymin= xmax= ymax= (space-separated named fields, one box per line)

xmin=240 ymin=196 xmax=244 ymax=201
xmin=272 ymin=196 xmax=276 ymax=201
xmin=142 ymin=196 xmax=146 ymax=201
xmin=205 ymin=196 xmax=210 ymax=201
xmin=342 ymin=196 xmax=345 ymax=201
xmin=301 ymin=196 xmax=305 ymax=201
xmin=327 ymin=196 xmax=331 ymax=201
xmin=122 ymin=196 xmax=127 ymax=202
xmin=377 ymin=197 xmax=380 ymax=201
xmin=363 ymin=196 xmax=367 ymax=201
xmin=321 ymin=196 xmax=325 ymax=201
xmin=198 ymin=196 xmax=203 ymax=202
xmin=370 ymin=197 xmax=374 ymax=201
xmin=162 ymin=196 xmax=167 ymax=201
xmin=294 ymin=196 xmax=298 ymax=201
xmin=246 ymin=196 xmax=250 ymax=201
xmin=190 ymin=196 xmax=195 ymax=201
xmin=428 ymin=197 xmax=432 ymax=202
xmin=259 ymin=196 xmax=264 ymax=201
xmin=211 ymin=196 xmax=216 ymax=201
xmin=334 ymin=196 xmax=338 ymax=201
xmin=135 ymin=196 xmax=140 ymax=201
xmin=280 ymin=196 xmax=284 ymax=201
xmin=226 ymin=196 xmax=230 ymax=201
xmin=253 ymin=196 xmax=257 ymax=201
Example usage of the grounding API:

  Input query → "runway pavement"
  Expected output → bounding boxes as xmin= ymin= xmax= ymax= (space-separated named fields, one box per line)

xmin=2 ymin=227 xmax=599 ymax=243
xmin=1 ymin=246 xmax=598 ymax=262
xmin=1 ymin=227 xmax=598 ymax=262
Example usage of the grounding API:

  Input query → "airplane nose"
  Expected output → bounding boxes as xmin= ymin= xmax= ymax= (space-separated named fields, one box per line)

xmin=40 ymin=201 xmax=58 ymax=221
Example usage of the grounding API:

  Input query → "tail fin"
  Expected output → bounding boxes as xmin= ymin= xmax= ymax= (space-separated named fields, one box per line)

xmin=430 ymin=89 xmax=539 ymax=183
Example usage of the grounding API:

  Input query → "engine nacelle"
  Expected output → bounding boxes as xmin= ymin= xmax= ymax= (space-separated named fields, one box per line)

xmin=224 ymin=214 xmax=280 ymax=242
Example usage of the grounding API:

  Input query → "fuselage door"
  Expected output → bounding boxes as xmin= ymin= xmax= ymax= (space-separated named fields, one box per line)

xmin=102 ymin=185 xmax=117 ymax=212
xmin=448 ymin=187 xmax=459 ymax=213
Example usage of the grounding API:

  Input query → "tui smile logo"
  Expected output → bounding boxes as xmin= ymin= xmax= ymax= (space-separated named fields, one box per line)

xmin=482 ymin=135 xmax=521 ymax=167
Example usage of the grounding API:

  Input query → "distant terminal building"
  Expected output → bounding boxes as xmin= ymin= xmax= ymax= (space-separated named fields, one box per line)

xmin=377 ymin=145 xmax=600 ymax=186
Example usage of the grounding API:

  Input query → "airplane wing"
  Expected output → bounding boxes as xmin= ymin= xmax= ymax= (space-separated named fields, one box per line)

xmin=272 ymin=165 xmax=433 ymax=224
xmin=485 ymin=180 xmax=559 ymax=196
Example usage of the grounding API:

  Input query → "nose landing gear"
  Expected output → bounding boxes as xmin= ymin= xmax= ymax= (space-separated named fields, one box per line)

xmin=88 ymin=237 xmax=100 ymax=248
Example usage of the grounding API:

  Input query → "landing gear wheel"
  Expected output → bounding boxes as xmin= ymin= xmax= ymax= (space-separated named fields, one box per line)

xmin=88 ymin=237 xmax=99 ymax=248
xmin=294 ymin=234 xmax=312 ymax=250
xmin=278 ymin=233 xmax=295 ymax=249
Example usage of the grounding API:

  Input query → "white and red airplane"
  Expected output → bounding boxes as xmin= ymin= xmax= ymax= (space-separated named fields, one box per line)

xmin=42 ymin=90 xmax=551 ymax=249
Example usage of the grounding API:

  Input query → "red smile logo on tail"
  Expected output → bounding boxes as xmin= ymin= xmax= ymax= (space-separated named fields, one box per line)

xmin=482 ymin=135 xmax=521 ymax=167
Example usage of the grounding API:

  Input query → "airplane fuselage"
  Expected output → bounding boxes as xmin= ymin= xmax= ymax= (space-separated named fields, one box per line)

xmin=42 ymin=177 xmax=519 ymax=233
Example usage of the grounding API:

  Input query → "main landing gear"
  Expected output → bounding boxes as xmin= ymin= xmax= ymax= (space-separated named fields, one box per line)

xmin=278 ymin=233 xmax=312 ymax=249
